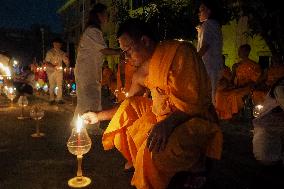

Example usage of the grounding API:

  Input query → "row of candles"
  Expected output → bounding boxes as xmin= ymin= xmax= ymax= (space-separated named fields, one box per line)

xmin=0 ymin=82 xmax=89 ymax=187
xmin=2 ymin=62 xmax=90 ymax=187
xmin=34 ymin=66 xmax=75 ymax=82
xmin=16 ymin=94 xmax=91 ymax=187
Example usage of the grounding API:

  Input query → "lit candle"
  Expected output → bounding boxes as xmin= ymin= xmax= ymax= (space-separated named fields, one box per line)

xmin=76 ymin=115 xmax=83 ymax=133
xmin=76 ymin=115 xmax=83 ymax=155
xmin=36 ymin=82 xmax=40 ymax=90
xmin=253 ymin=104 xmax=264 ymax=118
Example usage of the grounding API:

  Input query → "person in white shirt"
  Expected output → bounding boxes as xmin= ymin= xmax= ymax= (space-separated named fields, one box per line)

xmin=73 ymin=3 xmax=120 ymax=133
xmin=44 ymin=38 xmax=69 ymax=104
xmin=197 ymin=0 xmax=223 ymax=105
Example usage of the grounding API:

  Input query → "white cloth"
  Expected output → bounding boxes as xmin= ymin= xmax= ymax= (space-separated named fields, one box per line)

xmin=197 ymin=19 xmax=223 ymax=104
xmin=73 ymin=27 xmax=107 ymax=119
xmin=45 ymin=48 xmax=68 ymax=70
xmin=45 ymin=48 xmax=68 ymax=101
xmin=252 ymin=86 xmax=284 ymax=162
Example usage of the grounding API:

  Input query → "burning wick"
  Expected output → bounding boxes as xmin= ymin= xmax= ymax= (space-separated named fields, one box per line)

xmin=76 ymin=115 xmax=83 ymax=133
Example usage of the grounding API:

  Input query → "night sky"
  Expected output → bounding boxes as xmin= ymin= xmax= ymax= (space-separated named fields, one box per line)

xmin=0 ymin=0 xmax=65 ymax=33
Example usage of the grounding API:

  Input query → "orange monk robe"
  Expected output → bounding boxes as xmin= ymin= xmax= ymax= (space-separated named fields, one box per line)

xmin=102 ymin=41 xmax=223 ymax=189
xmin=215 ymin=66 xmax=239 ymax=119
xmin=226 ymin=60 xmax=262 ymax=112
xmin=234 ymin=59 xmax=261 ymax=87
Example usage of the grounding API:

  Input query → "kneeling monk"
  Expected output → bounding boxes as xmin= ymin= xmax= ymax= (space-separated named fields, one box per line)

xmin=82 ymin=18 xmax=223 ymax=189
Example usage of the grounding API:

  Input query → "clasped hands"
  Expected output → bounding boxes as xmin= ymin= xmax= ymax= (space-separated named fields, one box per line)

xmin=81 ymin=111 xmax=174 ymax=152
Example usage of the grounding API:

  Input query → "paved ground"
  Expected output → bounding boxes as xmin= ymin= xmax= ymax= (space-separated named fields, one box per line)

xmin=0 ymin=93 xmax=284 ymax=189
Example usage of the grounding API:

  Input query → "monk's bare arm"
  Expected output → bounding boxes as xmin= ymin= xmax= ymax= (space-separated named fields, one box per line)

xmin=82 ymin=64 xmax=148 ymax=124
xmin=96 ymin=106 xmax=119 ymax=121
xmin=127 ymin=70 xmax=147 ymax=97
xmin=129 ymin=60 xmax=149 ymax=95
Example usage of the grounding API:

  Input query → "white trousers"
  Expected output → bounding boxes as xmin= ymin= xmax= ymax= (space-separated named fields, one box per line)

xmin=47 ymin=70 xmax=63 ymax=101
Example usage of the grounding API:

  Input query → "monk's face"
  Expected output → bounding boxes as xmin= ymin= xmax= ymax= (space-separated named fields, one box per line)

xmin=119 ymin=33 xmax=150 ymax=67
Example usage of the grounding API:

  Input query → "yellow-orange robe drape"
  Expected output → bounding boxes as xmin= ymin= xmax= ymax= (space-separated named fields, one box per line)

xmin=103 ymin=41 xmax=223 ymax=189
xmin=215 ymin=66 xmax=238 ymax=119
xmin=215 ymin=59 xmax=262 ymax=119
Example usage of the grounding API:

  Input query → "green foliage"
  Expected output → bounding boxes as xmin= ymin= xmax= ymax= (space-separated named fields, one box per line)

xmin=134 ymin=0 xmax=196 ymax=40
xmin=112 ymin=0 xmax=197 ymax=41
xmin=112 ymin=0 xmax=233 ymax=41
xmin=225 ymin=0 xmax=283 ymax=56
xmin=110 ymin=0 xmax=131 ymax=24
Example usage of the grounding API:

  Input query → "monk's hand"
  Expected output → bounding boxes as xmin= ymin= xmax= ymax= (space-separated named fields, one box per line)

xmin=81 ymin=112 xmax=99 ymax=124
xmin=146 ymin=121 xmax=174 ymax=152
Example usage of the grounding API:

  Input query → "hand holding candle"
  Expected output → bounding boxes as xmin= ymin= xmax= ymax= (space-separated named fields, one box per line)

xmin=81 ymin=112 xmax=99 ymax=125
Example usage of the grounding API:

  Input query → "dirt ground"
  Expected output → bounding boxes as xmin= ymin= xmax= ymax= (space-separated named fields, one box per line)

xmin=0 ymin=93 xmax=283 ymax=189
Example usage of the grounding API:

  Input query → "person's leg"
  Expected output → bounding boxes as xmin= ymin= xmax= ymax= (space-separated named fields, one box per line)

xmin=102 ymin=96 xmax=153 ymax=167
xmin=55 ymin=71 xmax=63 ymax=102
xmin=132 ymin=118 xmax=220 ymax=189
xmin=48 ymin=72 xmax=56 ymax=102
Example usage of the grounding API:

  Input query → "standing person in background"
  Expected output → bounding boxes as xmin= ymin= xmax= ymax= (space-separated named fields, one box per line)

xmin=44 ymin=38 xmax=69 ymax=105
xmin=73 ymin=3 xmax=120 ymax=133
xmin=13 ymin=64 xmax=36 ymax=96
xmin=197 ymin=0 xmax=223 ymax=105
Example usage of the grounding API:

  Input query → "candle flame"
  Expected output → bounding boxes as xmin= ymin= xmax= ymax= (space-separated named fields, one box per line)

xmin=76 ymin=115 xmax=83 ymax=133
xmin=256 ymin=104 xmax=263 ymax=110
